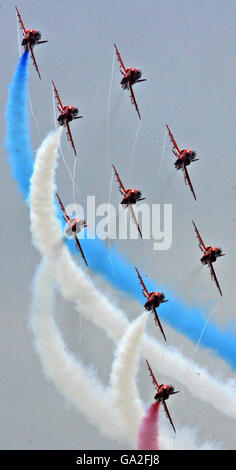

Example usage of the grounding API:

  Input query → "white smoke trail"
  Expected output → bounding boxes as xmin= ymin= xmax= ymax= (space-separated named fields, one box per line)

xmin=141 ymin=333 xmax=236 ymax=420
xmin=110 ymin=313 xmax=147 ymax=442
xmin=109 ymin=310 xmax=219 ymax=450
xmin=30 ymin=257 xmax=129 ymax=444
xmin=31 ymin=257 xmax=218 ymax=450
xmin=194 ymin=298 xmax=221 ymax=356
xmin=106 ymin=168 xmax=120 ymax=280
xmin=157 ymin=125 xmax=167 ymax=181
xmin=16 ymin=13 xmax=21 ymax=58
xmin=72 ymin=156 xmax=77 ymax=205
xmin=29 ymin=129 xmax=236 ymax=424
xmin=30 ymin=128 xmax=63 ymax=256
xmin=57 ymin=255 xmax=236 ymax=423
xmin=28 ymin=94 xmax=42 ymax=143
xmin=129 ymin=119 xmax=141 ymax=181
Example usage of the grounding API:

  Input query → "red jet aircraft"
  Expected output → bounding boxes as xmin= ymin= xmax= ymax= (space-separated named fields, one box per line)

xmin=146 ymin=359 xmax=179 ymax=433
xmin=135 ymin=267 xmax=168 ymax=341
xmin=112 ymin=164 xmax=145 ymax=238
xmin=166 ymin=124 xmax=198 ymax=200
xmin=192 ymin=221 xmax=225 ymax=296
xmin=52 ymin=80 xmax=83 ymax=157
xmin=15 ymin=6 xmax=48 ymax=80
xmin=56 ymin=193 xmax=88 ymax=267
xmin=114 ymin=43 xmax=146 ymax=120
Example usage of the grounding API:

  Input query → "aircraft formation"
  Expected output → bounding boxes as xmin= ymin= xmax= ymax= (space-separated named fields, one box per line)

xmin=15 ymin=6 xmax=225 ymax=436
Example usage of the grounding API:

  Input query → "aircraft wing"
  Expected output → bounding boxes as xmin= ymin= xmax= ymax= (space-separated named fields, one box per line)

xmin=15 ymin=6 xmax=26 ymax=34
xmin=112 ymin=165 xmax=126 ymax=195
xmin=135 ymin=267 xmax=150 ymax=297
xmin=152 ymin=306 xmax=167 ymax=342
xmin=128 ymin=204 xmax=142 ymax=238
xmin=56 ymin=193 xmax=71 ymax=223
xmin=114 ymin=43 xmax=127 ymax=74
xmin=162 ymin=399 xmax=176 ymax=433
xmin=29 ymin=45 xmax=41 ymax=80
xmin=183 ymin=165 xmax=197 ymax=200
xmin=52 ymin=80 xmax=64 ymax=112
xmin=209 ymin=262 xmax=222 ymax=296
xmin=75 ymin=235 xmax=88 ymax=267
xmin=192 ymin=221 xmax=206 ymax=252
xmin=166 ymin=124 xmax=181 ymax=154
xmin=129 ymin=83 xmax=141 ymax=120
xmin=146 ymin=359 xmax=160 ymax=391
xmin=66 ymin=122 xmax=77 ymax=157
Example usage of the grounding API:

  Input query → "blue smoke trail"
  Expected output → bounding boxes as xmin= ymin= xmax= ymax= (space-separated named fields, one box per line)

xmin=5 ymin=55 xmax=236 ymax=371
xmin=5 ymin=51 xmax=34 ymax=202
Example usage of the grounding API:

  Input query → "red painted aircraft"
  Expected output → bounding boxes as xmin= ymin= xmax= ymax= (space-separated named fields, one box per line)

xmin=166 ymin=124 xmax=198 ymax=200
xmin=146 ymin=359 xmax=179 ymax=433
xmin=52 ymin=81 xmax=83 ymax=157
xmin=112 ymin=164 xmax=145 ymax=238
xmin=192 ymin=221 xmax=225 ymax=296
xmin=114 ymin=43 xmax=146 ymax=120
xmin=56 ymin=193 xmax=88 ymax=267
xmin=135 ymin=267 xmax=168 ymax=341
xmin=15 ymin=6 xmax=48 ymax=80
